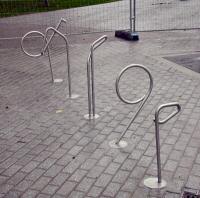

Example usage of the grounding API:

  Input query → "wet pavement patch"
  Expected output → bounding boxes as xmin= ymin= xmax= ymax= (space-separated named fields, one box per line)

xmin=164 ymin=53 xmax=200 ymax=73
xmin=181 ymin=191 xmax=200 ymax=198
xmin=180 ymin=188 xmax=200 ymax=198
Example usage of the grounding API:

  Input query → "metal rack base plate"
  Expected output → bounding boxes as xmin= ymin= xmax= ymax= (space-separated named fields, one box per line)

xmin=144 ymin=178 xmax=167 ymax=189
xmin=109 ymin=139 xmax=128 ymax=148
xmin=54 ymin=79 xmax=63 ymax=83
xmin=68 ymin=94 xmax=80 ymax=99
xmin=84 ymin=114 xmax=100 ymax=120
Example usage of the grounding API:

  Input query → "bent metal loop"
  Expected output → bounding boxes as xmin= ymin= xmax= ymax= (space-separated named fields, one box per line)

xmin=21 ymin=19 xmax=79 ymax=99
xmin=109 ymin=64 xmax=153 ymax=148
xmin=21 ymin=18 xmax=66 ymax=84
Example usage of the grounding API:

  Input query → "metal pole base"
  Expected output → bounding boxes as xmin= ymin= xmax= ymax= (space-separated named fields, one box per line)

xmin=109 ymin=139 xmax=128 ymax=148
xmin=144 ymin=178 xmax=167 ymax=189
xmin=53 ymin=78 xmax=63 ymax=83
xmin=84 ymin=114 xmax=100 ymax=120
xmin=115 ymin=30 xmax=139 ymax=41
xmin=67 ymin=94 xmax=80 ymax=99
xmin=56 ymin=109 xmax=64 ymax=113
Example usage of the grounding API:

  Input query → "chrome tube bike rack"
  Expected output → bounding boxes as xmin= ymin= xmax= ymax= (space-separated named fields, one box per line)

xmin=109 ymin=64 xmax=153 ymax=148
xmin=21 ymin=18 xmax=66 ymax=84
xmin=84 ymin=35 xmax=107 ymax=120
xmin=21 ymin=18 xmax=66 ymax=82
xmin=144 ymin=102 xmax=181 ymax=189
xmin=43 ymin=27 xmax=79 ymax=99
xmin=21 ymin=30 xmax=54 ymax=82
xmin=21 ymin=18 xmax=79 ymax=99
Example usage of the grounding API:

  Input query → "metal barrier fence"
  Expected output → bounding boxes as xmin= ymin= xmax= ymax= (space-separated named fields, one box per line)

xmin=136 ymin=0 xmax=200 ymax=31
xmin=0 ymin=0 xmax=200 ymax=39
xmin=0 ymin=1 xmax=128 ymax=39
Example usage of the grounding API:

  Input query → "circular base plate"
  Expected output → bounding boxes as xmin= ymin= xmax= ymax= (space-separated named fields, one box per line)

xmin=68 ymin=94 xmax=80 ymax=99
xmin=84 ymin=114 xmax=99 ymax=120
xmin=54 ymin=79 xmax=63 ymax=83
xmin=144 ymin=178 xmax=167 ymax=189
xmin=56 ymin=109 xmax=64 ymax=113
xmin=109 ymin=139 xmax=128 ymax=148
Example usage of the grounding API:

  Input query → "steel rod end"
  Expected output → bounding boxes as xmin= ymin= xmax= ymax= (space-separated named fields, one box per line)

xmin=109 ymin=139 xmax=128 ymax=148
xmin=84 ymin=114 xmax=99 ymax=120
xmin=144 ymin=177 xmax=167 ymax=189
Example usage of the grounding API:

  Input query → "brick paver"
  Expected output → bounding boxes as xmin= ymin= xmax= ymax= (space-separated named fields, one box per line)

xmin=0 ymin=27 xmax=200 ymax=198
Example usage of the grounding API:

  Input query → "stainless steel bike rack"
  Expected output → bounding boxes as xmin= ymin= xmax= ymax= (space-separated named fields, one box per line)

xmin=144 ymin=102 xmax=181 ymax=189
xmin=84 ymin=35 xmax=107 ymax=120
xmin=109 ymin=64 xmax=153 ymax=148
xmin=21 ymin=18 xmax=67 ymax=84
xmin=43 ymin=27 xmax=79 ymax=99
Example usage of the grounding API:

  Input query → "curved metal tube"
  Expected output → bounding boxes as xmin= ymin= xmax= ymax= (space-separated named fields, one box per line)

xmin=156 ymin=103 xmax=181 ymax=124
xmin=21 ymin=18 xmax=66 ymax=57
xmin=87 ymin=35 xmax=107 ymax=118
xmin=21 ymin=31 xmax=45 ymax=58
xmin=21 ymin=30 xmax=54 ymax=82
xmin=116 ymin=64 xmax=153 ymax=104
xmin=44 ymin=27 xmax=72 ymax=97
xmin=21 ymin=18 xmax=67 ymax=83
xmin=92 ymin=35 xmax=107 ymax=51
xmin=154 ymin=102 xmax=181 ymax=183
xmin=43 ymin=27 xmax=70 ymax=53
xmin=43 ymin=18 xmax=67 ymax=53
xmin=45 ymin=18 xmax=67 ymax=51
xmin=115 ymin=64 xmax=153 ymax=144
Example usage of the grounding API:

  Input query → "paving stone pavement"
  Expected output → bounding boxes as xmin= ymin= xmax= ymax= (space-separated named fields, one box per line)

xmin=0 ymin=29 xmax=200 ymax=198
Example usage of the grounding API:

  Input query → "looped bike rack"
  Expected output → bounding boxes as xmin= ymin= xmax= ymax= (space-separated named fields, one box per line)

xmin=109 ymin=64 xmax=153 ymax=148
xmin=144 ymin=102 xmax=181 ymax=189
xmin=84 ymin=35 xmax=108 ymax=120
xmin=21 ymin=18 xmax=67 ymax=84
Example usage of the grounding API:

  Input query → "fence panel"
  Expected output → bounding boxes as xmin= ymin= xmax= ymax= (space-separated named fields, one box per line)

xmin=136 ymin=0 xmax=200 ymax=31
xmin=0 ymin=0 xmax=129 ymax=39
xmin=0 ymin=0 xmax=200 ymax=39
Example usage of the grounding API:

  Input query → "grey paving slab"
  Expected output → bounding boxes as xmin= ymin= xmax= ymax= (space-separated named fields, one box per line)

xmin=0 ymin=29 xmax=200 ymax=198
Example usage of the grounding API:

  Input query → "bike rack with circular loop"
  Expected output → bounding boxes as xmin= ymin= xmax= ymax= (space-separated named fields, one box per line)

xmin=21 ymin=18 xmax=67 ymax=84
xmin=84 ymin=35 xmax=108 ymax=120
xmin=144 ymin=102 xmax=181 ymax=189
xmin=109 ymin=64 xmax=153 ymax=148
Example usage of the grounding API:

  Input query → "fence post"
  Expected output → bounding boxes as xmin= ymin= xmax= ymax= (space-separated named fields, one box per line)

xmin=115 ymin=0 xmax=139 ymax=41
xmin=44 ymin=0 xmax=49 ymax=7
